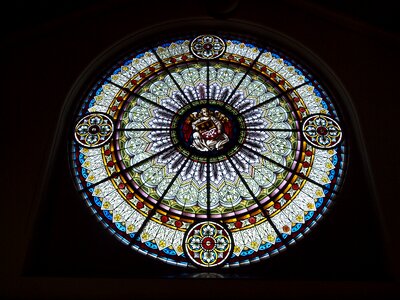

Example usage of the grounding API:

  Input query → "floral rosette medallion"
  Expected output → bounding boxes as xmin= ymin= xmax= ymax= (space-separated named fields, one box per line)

xmin=184 ymin=221 xmax=232 ymax=267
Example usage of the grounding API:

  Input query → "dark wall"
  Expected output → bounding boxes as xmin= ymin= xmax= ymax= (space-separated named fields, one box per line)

xmin=4 ymin=0 xmax=400 ymax=299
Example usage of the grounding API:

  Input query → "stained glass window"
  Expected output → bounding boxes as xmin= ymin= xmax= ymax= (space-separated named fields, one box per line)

xmin=70 ymin=33 xmax=347 ymax=268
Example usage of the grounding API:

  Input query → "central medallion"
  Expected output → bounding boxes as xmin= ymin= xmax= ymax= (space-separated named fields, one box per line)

xmin=171 ymin=100 xmax=246 ymax=162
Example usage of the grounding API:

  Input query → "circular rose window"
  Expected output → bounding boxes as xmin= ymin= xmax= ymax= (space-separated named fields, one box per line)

xmin=70 ymin=33 xmax=346 ymax=268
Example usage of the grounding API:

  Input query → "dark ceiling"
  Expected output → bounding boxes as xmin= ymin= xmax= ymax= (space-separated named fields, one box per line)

xmin=3 ymin=0 xmax=400 ymax=299
xmin=2 ymin=0 xmax=398 ymax=34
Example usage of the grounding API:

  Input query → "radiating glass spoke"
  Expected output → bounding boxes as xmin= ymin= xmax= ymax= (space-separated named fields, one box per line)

xmin=206 ymin=157 xmax=211 ymax=219
xmin=116 ymin=127 xmax=174 ymax=131
xmin=244 ymin=128 xmax=301 ymax=132
xmin=242 ymin=144 xmax=337 ymax=194
xmin=78 ymin=144 xmax=177 ymax=193
xmin=129 ymin=155 xmax=191 ymax=245
xmin=106 ymin=80 xmax=176 ymax=114
xmin=226 ymin=156 xmax=288 ymax=246
xmin=246 ymin=125 xmax=341 ymax=134
xmin=206 ymin=60 xmax=210 ymax=102
xmin=239 ymin=81 xmax=311 ymax=115
xmin=225 ymin=49 xmax=264 ymax=103
xmin=151 ymin=49 xmax=193 ymax=106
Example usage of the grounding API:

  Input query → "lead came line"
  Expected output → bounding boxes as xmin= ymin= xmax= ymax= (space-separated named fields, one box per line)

xmin=116 ymin=128 xmax=175 ymax=132
xmin=239 ymin=81 xmax=310 ymax=115
xmin=226 ymin=156 xmax=289 ymax=247
xmin=206 ymin=59 xmax=210 ymax=102
xmin=245 ymin=128 xmax=343 ymax=132
xmin=151 ymin=48 xmax=193 ymax=107
xmin=206 ymin=157 xmax=211 ymax=219
xmin=245 ymin=128 xmax=301 ymax=132
xmin=78 ymin=144 xmax=177 ymax=193
xmin=225 ymin=49 xmax=264 ymax=104
xmin=129 ymin=155 xmax=191 ymax=246
xmin=242 ymin=144 xmax=338 ymax=195
xmin=106 ymin=80 xmax=176 ymax=115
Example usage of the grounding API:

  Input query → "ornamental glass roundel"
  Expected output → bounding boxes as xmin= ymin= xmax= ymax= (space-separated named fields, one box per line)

xmin=70 ymin=33 xmax=346 ymax=268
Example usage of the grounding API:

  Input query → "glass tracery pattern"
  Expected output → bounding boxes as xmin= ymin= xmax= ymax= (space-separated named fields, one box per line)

xmin=70 ymin=34 xmax=346 ymax=268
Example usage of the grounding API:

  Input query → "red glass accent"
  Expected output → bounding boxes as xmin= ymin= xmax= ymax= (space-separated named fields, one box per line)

xmin=89 ymin=125 xmax=100 ymax=134
xmin=235 ymin=221 xmax=242 ymax=228
xmin=317 ymin=126 xmax=328 ymax=136
xmin=201 ymin=236 xmax=215 ymax=250
xmin=203 ymin=43 xmax=212 ymax=50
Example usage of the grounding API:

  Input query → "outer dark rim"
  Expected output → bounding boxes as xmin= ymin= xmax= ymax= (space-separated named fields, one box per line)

xmin=62 ymin=19 xmax=355 ymax=269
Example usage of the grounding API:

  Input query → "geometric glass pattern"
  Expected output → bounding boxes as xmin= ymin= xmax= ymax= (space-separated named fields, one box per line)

xmin=70 ymin=33 xmax=347 ymax=268
xmin=190 ymin=34 xmax=226 ymax=59
xmin=74 ymin=113 xmax=114 ymax=148
xmin=302 ymin=114 xmax=342 ymax=149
